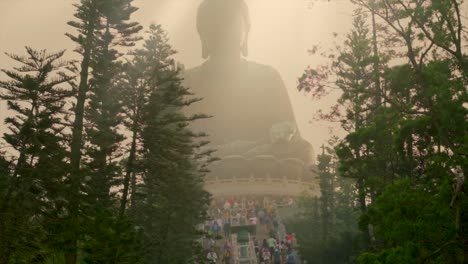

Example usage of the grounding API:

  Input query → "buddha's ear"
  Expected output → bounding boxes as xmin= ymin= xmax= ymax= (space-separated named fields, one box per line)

xmin=202 ymin=39 xmax=210 ymax=59
xmin=240 ymin=0 xmax=250 ymax=57
xmin=241 ymin=32 xmax=249 ymax=57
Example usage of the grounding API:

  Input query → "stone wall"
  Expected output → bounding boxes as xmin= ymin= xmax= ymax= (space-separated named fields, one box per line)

xmin=204 ymin=155 xmax=320 ymax=197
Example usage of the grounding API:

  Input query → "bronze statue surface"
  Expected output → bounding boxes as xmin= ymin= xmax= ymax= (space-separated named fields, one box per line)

xmin=185 ymin=59 xmax=296 ymax=145
xmin=184 ymin=0 xmax=314 ymax=166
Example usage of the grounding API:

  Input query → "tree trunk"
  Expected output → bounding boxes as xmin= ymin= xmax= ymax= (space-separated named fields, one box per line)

xmin=65 ymin=19 xmax=95 ymax=264
xmin=120 ymin=125 xmax=138 ymax=217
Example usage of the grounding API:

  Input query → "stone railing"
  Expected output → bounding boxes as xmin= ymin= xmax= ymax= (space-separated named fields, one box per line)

xmin=204 ymin=155 xmax=319 ymax=197
xmin=230 ymin=233 xmax=258 ymax=264
xmin=205 ymin=155 xmax=316 ymax=183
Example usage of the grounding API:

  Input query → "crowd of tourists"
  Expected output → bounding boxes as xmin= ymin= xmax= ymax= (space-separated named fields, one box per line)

xmin=253 ymin=234 xmax=296 ymax=264
xmin=202 ymin=196 xmax=297 ymax=264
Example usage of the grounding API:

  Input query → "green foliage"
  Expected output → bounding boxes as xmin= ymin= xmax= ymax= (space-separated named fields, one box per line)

xmin=0 ymin=47 xmax=74 ymax=263
xmin=62 ymin=0 xmax=143 ymax=262
xmin=287 ymin=145 xmax=364 ymax=264
xmin=358 ymin=179 xmax=464 ymax=264
xmin=1 ymin=0 xmax=466 ymax=263
xmin=129 ymin=24 xmax=213 ymax=263
xmin=81 ymin=215 xmax=142 ymax=264
xmin=0 ymin=4 xmax=210 ymax=264
xmin=300 ymin=1 xmax=467 ymax=263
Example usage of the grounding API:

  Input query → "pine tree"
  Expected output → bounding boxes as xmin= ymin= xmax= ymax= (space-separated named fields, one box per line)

xmin=64 ymin=1 xmax=141 ymax=262
xmin=317 ymin=144 xmax=334 ymax=242
xmin=301 ymin=1 xmax=467 ymax=261
xmin=350 ymin=1 xmax=467 ymax=261
xmin=332 ymin=12 xmax=376 ymax=246
xmin=84 ymin=0 xmax=142 ymax=207
xmin=117 ymin=25 xmax=159 ymax=217
xmin=288 ymin=141 xmax=362 ymax=264
xmin=64 ymin=1 xmax=99 ymax=262
xmin=0 ymin=47 xmax=74 ymax=263
xmin=117 ymin=60 xmax=146 ymax=218
xmin=129 ymin=24 xmax=213 ymax=263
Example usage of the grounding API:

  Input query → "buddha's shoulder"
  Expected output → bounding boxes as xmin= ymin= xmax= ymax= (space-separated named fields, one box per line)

xmin=244 ymin=61 xmax=284 ymax=90
xmin=183 ymin=60 xmax=280 ymax=77
xmin=182 ymin=64 xmax=203 ymax=83
xmin=244 ymin=60 xmax=280 ymax=77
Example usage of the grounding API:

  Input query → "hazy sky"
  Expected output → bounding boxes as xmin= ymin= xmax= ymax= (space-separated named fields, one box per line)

xmin=0 ymin=0 xmax=374 ymax=153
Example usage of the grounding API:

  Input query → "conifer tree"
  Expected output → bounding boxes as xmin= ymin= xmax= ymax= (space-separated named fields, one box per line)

xmin=128 ymin=24 xmax=213 ymax=263
xmin=64 ymin=1 xmax=141 ymax=262
xmin=288 ymin=142 xmax=362 ymax=264
xmin=317 ymin=144 xmax=335 ymax=242
xmin=0 ymin=47 xmax=74 ymax=263
xmin=84 ymin=0 xmax=142 ymax=205
xmin=64 ymin=1 xmax=99 ymax=261
xmin=117 ymin=61 xmax=145 ymax=217
xmin=301 ymin=1 xmax=467 ymax=261
xmin=116 ymin=23 xmax=175 ymax=217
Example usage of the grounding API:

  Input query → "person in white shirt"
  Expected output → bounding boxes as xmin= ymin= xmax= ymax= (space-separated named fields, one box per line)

xmin=262 ymin=247 xmax=271 ymax=264
xmin=207 ymin=247 xmax=218 ymax=263
xmin=249 ymin=216 xmax=258 ymax=225
xmin=224 ymin=200 xmax=231 ymax=210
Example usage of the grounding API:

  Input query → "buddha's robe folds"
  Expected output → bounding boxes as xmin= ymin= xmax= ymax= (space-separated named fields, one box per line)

xmin=185 ymin=60 xmax=293 ymax=143
xmin=184 ymin=59 xmax=314 ymax=166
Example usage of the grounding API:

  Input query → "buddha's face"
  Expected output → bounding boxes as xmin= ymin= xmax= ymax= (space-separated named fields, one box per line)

xmin=208 ymin=13 xmax=243 ymax=57
xmin=198 ymin=1 xmax=247 ymax=59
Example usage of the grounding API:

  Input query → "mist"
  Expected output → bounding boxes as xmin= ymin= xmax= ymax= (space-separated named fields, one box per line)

xmin=0 ymin=0 xmax=466 ymax=263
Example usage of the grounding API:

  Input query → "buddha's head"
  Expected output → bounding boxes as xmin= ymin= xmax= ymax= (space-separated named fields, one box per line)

xmin=197 ymin=0 xmax=250 ymax=59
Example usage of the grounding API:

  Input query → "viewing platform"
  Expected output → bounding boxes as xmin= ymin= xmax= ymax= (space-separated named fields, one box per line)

xmin=204 ymin=155 xmax=320 ymax=197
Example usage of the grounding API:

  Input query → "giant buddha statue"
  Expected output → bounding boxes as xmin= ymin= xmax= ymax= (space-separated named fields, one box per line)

xmin=184 ymin=0 xmax=315 ymax=180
